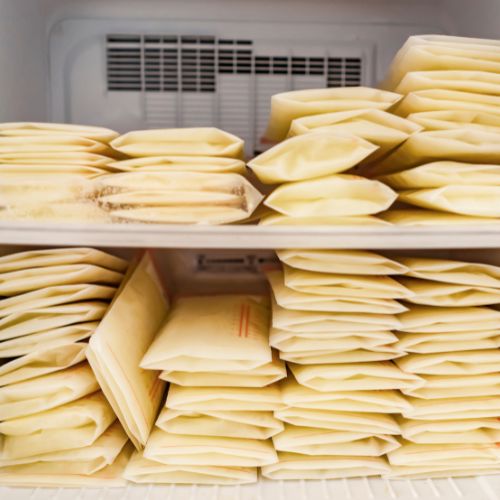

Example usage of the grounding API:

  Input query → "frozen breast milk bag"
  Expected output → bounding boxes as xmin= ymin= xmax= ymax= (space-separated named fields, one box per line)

xmin=0 ymin=247 xmax=127 ymax=273
xmin=277 ymin=249 xmax=408 ymax=275
xmin=272 ymin=300 xmax=401 ymax=333
xmin=273 ymin=425 xmax=400 ymax=456
xmin=259 ymin=213 xmax=390 ymax=226
xmin=264 ymin=87 xmax=402 ymax=142
xmin=248 ymin=131 xmax=377 ymax=183
xmin=281 ymin=377 xmax=411 ymax=413
xmin=399 ymin=277 xmax=500 ymax=307
xmin=408 ymin=110 xmax=500 ymax=134
xmin=380 ymin=161 xmax=500 ymax=189
xmin=264 ymin=174 xmax=397 ymax=217
xmin=397 ymin=257 xmax=500 ymax=287
xmin=399 ymin=417 xmax=500 ymax=444
xmin=0 ymin=342 xmax=88 ymax=386
xmin=87 ymin=252 xmax=170 ymax=449
xmin=165 ymin=384 xmax=283 ymax=412
xmin=399 ymin=186 xmax=500 ymax=217
xmin=0 ymin=151 xmax=112 ymax=167
xmin=274 ymin=408 xmax=400 ymax=435
xmin=283 ymin=265 xmax=412 ymax=298
xmin=0 ymin=264 xmax=123 ymax=296
xmin=110 ymin=127 xmax=244 ymax=158
xmin=159 ymin=350 xmax=286 ymax=387
xmin=0 ymin=301 xmax=108 ymax=341
xmin=289 ymin=362 xmax=423 ymax=392
xmin=379 ymin=209 xmax=500 ymax=226
xmin=0 ymin=392 xmax=115 ymax=459
xmin=141 ymin=295 xmax=272 ymax=372
xmin=267 ymin=270 xmax=406 ymax=314
xmin=0 ymin=362 xmax=99 ymax=420
xmin=156 ymin=408 xmax=283 ymax=439
xmin=369 ymin=129 xmax=500 ymax=176
xmin=395 ymin=70 xmax=500 ymax=95
xmin=124 ymin=452 xmax=257 ymax=485
xmin=143 ymin=428 xmax=278 ymax=467
xmin=110 ymin=155 xmax=246 ymax=174
xmin=0 ymin=322 xmax=97 ymax=358
xmin=0 ymin=122 xmax=119 ymax=143
xmin=0 ymin=284 xmax=116 ymax=318
xmin=396 ymin=350 xmax=500 ymax=375
xmin=398 ymin=305 xmax=500 ymax=332
xmin=0 ymin=135 xmax=110 ymax=154
xmin=280 ymin=347 xmax=403 ymax=365
xmin=261 ymin=453 xmax=390 ymax=479
xmin=0 ymin=164 xmax=108 ymax=179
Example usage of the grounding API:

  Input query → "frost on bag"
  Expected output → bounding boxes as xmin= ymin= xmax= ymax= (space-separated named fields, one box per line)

xmin=281 ymin=377 xmax=412 ymax=413
xmin=247 ymin=131 xmax=377 ymax=183
xmin=124 ymin=452 xmax=257 ymax=485
xmin=95 ymin=171 xmax=263 ymax=225
xmin=407 ymin=110 xmax=500 ymax=134
xmin=264 ymin=174 xmax=396 ymax=217
xmin=110 ymin=155 xmax=246 ymax=174
xmin=396 ymin=257 xmax=500 ymax=288
xmin=110 ymin=127 xmax=244 ymax=158
xmin=87 ymin=252 xmax=169 ymax=450
xmin=156 ymin=408 xmax=283 ymax=440
xmin=0 ymin=392 xmax=115 ymax=459
xmin=262 ymin=453 xmax=390 ymax=480
xmin=289 ymin=361 xmax=423 ymax=392
xmin=267 ymin=270 xmax=406 ymax=314
xmin=398 ymin=305 xmax=500 ymax=332
xmin=165 ymin=384 xmax=284 ymax=412
xmin=141 ymin=295 xmax=273 ymax=372
xmin=287 ymin=109 xmax=421 ymax=162
xmin=272 ymin=426 xmax=400 ymax=456
xmin=0 ymin=362 xmax=99 ymax=420
xmin=276 ymin=249 xmax=408 ymax=275
xmin=399 ymin=185 xmax=500 ymax=217
xmin=143 ymin=428 xmax=278 ymax=467
xmin=368 ymin=129 xmax=500 ymax=176
xmin=380 ymin=161 xmax=500 ymax=189
xmin=263 ymin=87 xmax=402 ymax=142
xmin=399 ymin=417 xmax=500 ymax=444
xmin=379 ymin=209 xmax=500 ymax=226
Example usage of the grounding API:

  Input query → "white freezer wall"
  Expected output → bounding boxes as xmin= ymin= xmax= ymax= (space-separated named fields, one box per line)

xmin=0 ymin=0 xmax=500 ymax=124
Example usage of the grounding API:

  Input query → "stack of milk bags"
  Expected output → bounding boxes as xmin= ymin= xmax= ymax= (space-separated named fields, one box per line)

xmin=262 ymin=249 xmax=424 ymax=480
xmin=0 ymin=122 xmax=120 ymax=222
xmin=387 ymin=256 xmax=500 ymax=478
xmin=0 ymin=247 xmax=132 ymax=486
xmin=99 ymin=127 xmax=263 ymax=224
xmin=124 ymin=294 xmax=286 ymax=484
xmin=248 ymin=87 xmax=419 ymax=226
xmin=372 ymin=35 xmax=500 ymax=225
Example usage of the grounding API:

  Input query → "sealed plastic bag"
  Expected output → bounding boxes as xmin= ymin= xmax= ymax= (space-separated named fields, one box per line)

xmin=0 ymin=362 xmax=99 ymax=420
xmin=408 ymin=110 xmax=500 ymax=134
xmin=141 ymin=295 xmax=272 ymax=372
xmin=259 ymin=213 xmax=390 ymax=226
xmin=276 ymin=249 xmax=407 ymax=275
xmin=0 ymin=135 xmax=111 ymax=155
xmin=87 ymin=252 xmax=170 ymax=449
xmin=386 ymin=463 xmax=500 ymax=479
xmin=289 ymin=361 xmax=423 ymax=392
xmin=379 ymin=209 xmax=500 ymax=226
xmin=264 ymin=174 xmax=397 ymax=217
xmin=124 ymin=451 xmax=257 ymax=484
xmin=0 ymin=164 xmax=108 ymax=178
xmin=110 ymin=128 xmax=244 ymax=158
xmin=248 ymin=131 xmax=377 ymax=183
xmin=0 ymin=392 xmax=115 ymax=459
xmin=273 ymin=425 xmax=400 ymax=456
xmin=156 ymin=408 xmax=283 ymax=439
xmin=0 ymin=152 xmax=112 ymax=167
xmin=262 ymin=453 xmax=390 ymax=479
xmin=144 ymin=428 xmax=278 ymax=466
xmin=264 ymin=87 xmax=402 ymax=142
xmin=165 ymin=384 xmax=283 ymax=412
xmin=0 ymin=342 xmax=87 ymax=386
xmin=396 ymin=349 xmax=500 ymax=375
xmin=281 ymin=377 xmax=412 ymax=413
xmin=398 ymin=305 xmax=500 ymax=332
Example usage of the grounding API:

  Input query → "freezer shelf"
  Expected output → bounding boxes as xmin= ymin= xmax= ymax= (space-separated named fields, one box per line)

xmin=1 ymin=223 xmax=500 ymax=249
xmin=2 ymin=475 xmax=500 ymax=500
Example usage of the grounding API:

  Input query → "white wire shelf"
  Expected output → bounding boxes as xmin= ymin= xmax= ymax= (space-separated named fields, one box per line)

xmin=1 ymin=222 xmax=500 ymax=249
xmin=2 ymin=475 xmax=500 ymax=500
